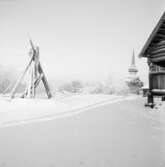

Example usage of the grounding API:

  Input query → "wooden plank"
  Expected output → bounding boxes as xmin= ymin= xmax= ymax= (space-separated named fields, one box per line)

xmin=27 ymin=64 xmax=33 ymax=98
xmin=139 ymin=12 xmax=165 ymax=57
xmin=150 ymin=47 xmax=165 ymax=54
xmin=147 ymin=40 xmax=165 ymax=53
xmin=10 ymin=56 xmax=33 ymax=98
xmin=150 ymin=56 xmax=165 ymax=63
xmin=150 ymin=44 xmax=165 ymax=51
xmin=152 ymin=38 xmax=162 ymax=43
xmin=149 ymin=73 xmax=153 ymax=90
xmin=158 ymin=28 xmax=165 ymax=33
xmin=157 ymin=33 xmax=165 ymax=38
xmin=29 ymin=39 xmax=35 ymax=52
xmin=21 ymin=74 xmax=43 ymax=98
xmin=38 ymin=62 xmax=52 ymax=98
xmin=32 ymin=61 xmax=35 ymax=98
xmin=160 ymin=25 xmax=165 ymax=29
xmin=34 ymin=47 xmax=39 ymax=78
xmin=150 ymin=52 xmax=165 ymax=58
xmin=157 ymin=40 xmax=165 ymax=45
xmin=150 ymin=71 xmax=165 ymax=75
xmin=34 ymin=73 xmax=43 ymax=87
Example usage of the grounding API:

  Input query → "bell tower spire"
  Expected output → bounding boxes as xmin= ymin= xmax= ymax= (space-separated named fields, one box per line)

xmin=131 ymin=49 xmax=135 ymax=66
xmin=125 ymin=49 xmax=143 ymax=94
xmin=128 ymin=49 xmax=138 ymax=75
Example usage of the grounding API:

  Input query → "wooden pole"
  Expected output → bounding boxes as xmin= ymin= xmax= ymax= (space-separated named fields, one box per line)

xmin=21 ymin=74 xmax=43 ymax=98
xmin=38 ymin=62 xmax=52 ymax=98
xmin=32 ymin=61 xmax=35 ymax=98
xmin=10 ymin=56 xmax=33 ymax=98
xmin=27 ymin=64 xmax=33 ymax=98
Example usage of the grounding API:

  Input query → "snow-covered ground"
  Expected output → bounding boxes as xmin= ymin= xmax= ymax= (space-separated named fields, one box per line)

xmin=0 ymin=94 xmax=137 ymax=127
xmin=0 ymin=95 xmax=164 ymax=167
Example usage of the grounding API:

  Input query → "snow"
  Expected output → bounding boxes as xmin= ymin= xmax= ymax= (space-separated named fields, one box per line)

xmin=0 ymin=96 xmax=164 ymax=167
xmin=0 ymin=94 xmax=137 ymax=127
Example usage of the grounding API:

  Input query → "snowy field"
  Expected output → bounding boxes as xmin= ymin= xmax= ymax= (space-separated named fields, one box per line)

xmin=0 ymin=95 xmax=164 ymax=167
xmin=0 ymin=94 xmax=136 ymax=127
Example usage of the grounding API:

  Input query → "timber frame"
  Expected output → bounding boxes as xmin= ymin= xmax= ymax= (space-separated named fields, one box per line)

xmin=10 ymin=40 xmax=52 ymax=99
xmin=139 ymin=11 xmax=165 ymax=107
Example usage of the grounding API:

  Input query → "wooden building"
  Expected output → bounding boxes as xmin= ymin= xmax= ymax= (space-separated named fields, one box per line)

xmin=139 ymin=12 xmax=165 ymax=107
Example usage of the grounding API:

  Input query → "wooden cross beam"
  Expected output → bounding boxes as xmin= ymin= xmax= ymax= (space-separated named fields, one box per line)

xmin=10 ymin=40 xmax=52 ymax=99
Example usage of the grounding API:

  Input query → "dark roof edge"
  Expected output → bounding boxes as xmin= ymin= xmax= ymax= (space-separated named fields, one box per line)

xmin=139 ymin=11 xmax=165 ymax=58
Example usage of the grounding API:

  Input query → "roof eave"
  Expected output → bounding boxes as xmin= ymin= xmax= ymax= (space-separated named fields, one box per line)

xmin=138 ymin=11 xmax=165 ymax=58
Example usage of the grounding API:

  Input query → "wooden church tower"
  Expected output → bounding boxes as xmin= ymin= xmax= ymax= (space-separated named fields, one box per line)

xmin=128 ymin=50 xmax=138 ymax=77
xmin=126 ymin=50 xmax=143 ymax=94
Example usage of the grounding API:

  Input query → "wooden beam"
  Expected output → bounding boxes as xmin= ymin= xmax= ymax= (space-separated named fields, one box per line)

xmin=21 ymin=74 xmax=43 ymax=98
xmin=150 ymin=44 xmax=165 ymax=51
xmin=160 ymin=25 xmax=165 ymax=29
xmin=157 ymin=40 xmax=165 ymax=45
xmin=139 ymin=12 xmax=165 ymax=57
xmin=157 ymin=33 xmax=165 ymax=38
xmin=150 ymin=47 xmax=165 ymax=54
xmin=38 ymin=63 xmax=52 ymax=98
xmin=34 ymin=47 xmax=39 ymax=78
xmin=150 ymin=52 xmax=165 ymax=57
xmin=150 ymin=56 xmax=165 ymax=63
xmin=32 ymin=61 xmax=35 ymax=98
xmin=10 ymin=56 xmax=33 ymax=98
xmin=27 ymin=65 xmax=33 ymax=98
xmin=159 ymin=27 xmax=165 ymax=30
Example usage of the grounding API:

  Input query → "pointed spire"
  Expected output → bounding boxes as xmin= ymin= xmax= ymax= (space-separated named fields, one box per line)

xmin=131 ymin=49 xmax=135 ymax=67
xmin=128 ymin=49 xmax=138 ymax=74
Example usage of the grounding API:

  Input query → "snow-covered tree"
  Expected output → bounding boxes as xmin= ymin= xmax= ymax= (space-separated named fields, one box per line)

xmin=126 ymin=77 xmax=143 ymax=94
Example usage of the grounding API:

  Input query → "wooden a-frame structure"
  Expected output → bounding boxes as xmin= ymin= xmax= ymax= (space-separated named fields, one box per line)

xmin=10 ymin=40 xmax=52 ymax=99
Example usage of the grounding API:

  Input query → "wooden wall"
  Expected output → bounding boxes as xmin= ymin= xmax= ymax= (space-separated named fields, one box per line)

xmin=150 ymin=72 xmax=165 ymax=89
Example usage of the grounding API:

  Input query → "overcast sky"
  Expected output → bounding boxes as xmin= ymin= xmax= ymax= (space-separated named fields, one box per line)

xmin=0 ymin=0 xmax=165 ymax=83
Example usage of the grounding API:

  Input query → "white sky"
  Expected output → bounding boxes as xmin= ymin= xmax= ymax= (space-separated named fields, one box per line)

xmin=0 ymin=0 xmax=165 ymax=83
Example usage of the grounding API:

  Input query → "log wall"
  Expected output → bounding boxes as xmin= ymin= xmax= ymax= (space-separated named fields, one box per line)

xmin=150 ymin=72 xmax=165 ymax=89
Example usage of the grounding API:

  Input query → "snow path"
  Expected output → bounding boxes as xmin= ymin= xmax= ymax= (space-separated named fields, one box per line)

xmin=0 ymin=95 xmax=137 ymax=127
